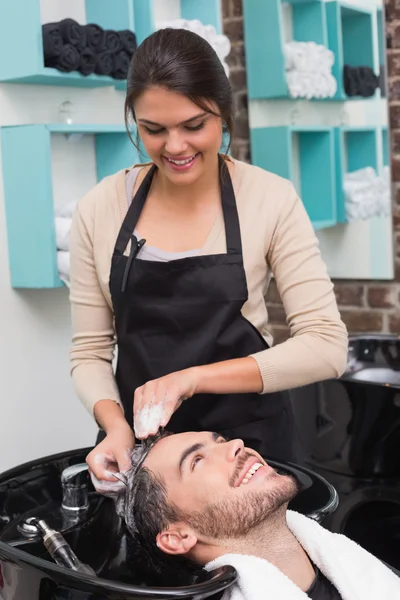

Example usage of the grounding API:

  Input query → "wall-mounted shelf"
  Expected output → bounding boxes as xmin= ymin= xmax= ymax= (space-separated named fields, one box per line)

xmin=325 ymin=1 xmax=378 ymax=100
xmin=243 ymin=0 xmax=329 ymax=100
xmin=0 ymin=0 xmax=222 ymax=89
xmin=250 ymin=125 xmax=336 ymax=229
xmin=382 ymin=127 xmax=389 ymax=167
xmin=1 ymin=124 xmax=138 ymax=288
xmin=334 ymin=126 xmax=379 ymax=223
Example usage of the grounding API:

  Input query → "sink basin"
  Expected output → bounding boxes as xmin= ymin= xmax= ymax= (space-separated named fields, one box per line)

xmin=0 ymin=447 xmax=338 ymax=599
xmin=347 ymin=367 xmax=400 ymax=386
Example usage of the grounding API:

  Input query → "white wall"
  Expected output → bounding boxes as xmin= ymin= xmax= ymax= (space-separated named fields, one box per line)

xmin=0 ymin=0 xmax=126 ymax=472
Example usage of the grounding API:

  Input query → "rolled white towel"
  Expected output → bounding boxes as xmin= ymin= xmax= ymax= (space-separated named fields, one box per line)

xmin=344 ymin=167 xmax=391 ymax=222
xmin=55 ymin=216 xmax=71 ymax=251
xmin=57 ymin=250 xmax=70 ymax=287
xmin=55 ymin=198 xmax=78 ymax=219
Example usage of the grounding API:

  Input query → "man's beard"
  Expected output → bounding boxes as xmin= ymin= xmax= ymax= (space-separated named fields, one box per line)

xmin=180 ymin=458 xmax=299 ymax=539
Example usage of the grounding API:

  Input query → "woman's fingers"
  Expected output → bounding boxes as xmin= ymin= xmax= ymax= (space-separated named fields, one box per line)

xmin=134 ymin=380 xmax=169 ymax=438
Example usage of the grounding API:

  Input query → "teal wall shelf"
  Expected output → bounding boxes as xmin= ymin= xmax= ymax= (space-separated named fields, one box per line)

xmin=334 ymin=126 xmax=379 ymax=223
xmin=250 ymin=126 xmax=336 ymax=228
xmin=243 ymin=0 xmax=328 ymax=100
xmin=0 ymin=0 xmax=222 ymax=89
xmin=325 ymin=1 xmax=378 ymax=100
xmin=1 ymin=124 xmax=138 ymax=288
xmin=382 ymin=127 xmax=389 ymax=167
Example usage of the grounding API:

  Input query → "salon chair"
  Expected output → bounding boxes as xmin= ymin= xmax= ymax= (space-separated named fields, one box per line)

xmin=0 ymin=447 xmax=338 ymax=599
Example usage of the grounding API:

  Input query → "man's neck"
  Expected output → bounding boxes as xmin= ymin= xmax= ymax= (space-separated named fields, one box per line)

xmin=206 ymin=509 xmax=316 ymax=592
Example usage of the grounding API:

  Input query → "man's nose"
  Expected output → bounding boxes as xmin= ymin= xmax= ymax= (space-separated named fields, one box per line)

xmin=225 ymin=438 xmax=244 ymax=462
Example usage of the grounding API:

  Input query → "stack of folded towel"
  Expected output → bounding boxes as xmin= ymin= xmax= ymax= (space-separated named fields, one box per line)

xmin=284 ymin=41 xmax=337 ymax=99
xmin=344 ymin=166 xmax=391 ymax=223
xmin=55 ymin=199 xmax=77 ymax=287
xmin=156 ymin=19 xmax=231 ymax=77
xmin=343 ymin=65 xmax=379 ymax=98
xmin=42 ymin=19 xmax=137 ymax=79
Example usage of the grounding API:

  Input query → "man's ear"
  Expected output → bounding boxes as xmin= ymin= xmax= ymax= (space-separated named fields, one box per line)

xmin=156 ymin=524 xmax=197 ymax=556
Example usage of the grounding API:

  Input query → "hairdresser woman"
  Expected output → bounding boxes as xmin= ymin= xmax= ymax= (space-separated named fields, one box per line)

xmin=69 ymin=28 xmax=348 ymax=490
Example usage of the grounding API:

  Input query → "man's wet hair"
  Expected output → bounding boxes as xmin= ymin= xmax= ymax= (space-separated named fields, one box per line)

xmin=115 ymin=431 xmax=199 ymax=585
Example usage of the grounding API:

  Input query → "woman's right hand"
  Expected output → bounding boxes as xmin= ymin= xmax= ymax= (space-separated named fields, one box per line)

xmin=86 ymin=420 xmax=134 ymax=496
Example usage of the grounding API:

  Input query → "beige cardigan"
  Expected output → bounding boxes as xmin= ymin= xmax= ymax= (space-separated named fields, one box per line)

xmin=69 ymin=158 xmax=348 ymax=416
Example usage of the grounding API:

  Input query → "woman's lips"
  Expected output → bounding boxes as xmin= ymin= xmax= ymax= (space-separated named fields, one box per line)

xmin=162 ymin=153 xmax=200 ymax=172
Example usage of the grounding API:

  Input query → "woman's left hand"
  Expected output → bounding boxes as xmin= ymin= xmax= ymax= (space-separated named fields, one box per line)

xmin=133 ymin=368 xmax=199 ymax=439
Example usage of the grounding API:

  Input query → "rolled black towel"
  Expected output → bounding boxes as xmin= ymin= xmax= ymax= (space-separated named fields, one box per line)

xmin=343 ymin=65 xmax=378 ymax=98
xmin=59 ymin=18 xmax=86 ymax=51
xmin=117 ymin=30 xmax=137 ymax=55
xmin=78 ymin=47 xmax=97 ymax=76
xmin=95 ymin=52 xmax=115 ymax=76
xmin=42 ymin=22 xmax=63 ymax=60
xmin=112 ymin=50 xmax=131 ymax=80
xmin=85 ymin=23 xmax=105 ymax=51
xmin=102 ymin=29 xmax=122 ymax=54
xmin=45 ymin=43 xmax=80 ymax=72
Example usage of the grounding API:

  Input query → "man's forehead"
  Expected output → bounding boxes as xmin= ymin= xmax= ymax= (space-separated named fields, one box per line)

xmin=143 ymin=431 xmax=214 ymax=470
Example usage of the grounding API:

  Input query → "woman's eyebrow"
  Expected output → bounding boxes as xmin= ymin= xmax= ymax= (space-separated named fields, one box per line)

xmin=138 ymin=112 xmax=208 ymax=127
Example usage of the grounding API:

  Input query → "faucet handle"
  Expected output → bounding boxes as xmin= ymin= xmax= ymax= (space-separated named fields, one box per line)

xmin=61 ymin=463 xmax=90 ymax=513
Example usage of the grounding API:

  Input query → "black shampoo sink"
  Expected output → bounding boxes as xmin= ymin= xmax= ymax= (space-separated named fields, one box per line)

xmin=0 ymin=448 xmax=337 ymax=599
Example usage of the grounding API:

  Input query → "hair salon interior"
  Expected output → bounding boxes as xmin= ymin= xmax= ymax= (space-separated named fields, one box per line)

xmin=0 ymin=0 xmax=399 ymax=598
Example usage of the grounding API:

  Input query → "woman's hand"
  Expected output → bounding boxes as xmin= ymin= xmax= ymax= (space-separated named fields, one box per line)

xmin=134 ymin=368 xmax=199 ymax=439
xmin=86 ymin=421 xmax=134 ymax=495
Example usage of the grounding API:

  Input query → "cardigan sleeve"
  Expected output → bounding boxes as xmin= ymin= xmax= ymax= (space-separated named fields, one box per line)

xmin=69 ymin=193 xmax=122 ymax=417
xmin=250 ymin=183 xmax=348 ymax=394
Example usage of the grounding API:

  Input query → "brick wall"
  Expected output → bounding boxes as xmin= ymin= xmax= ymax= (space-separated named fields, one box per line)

xmin=222 ymin=0 xmax=400 ymax=342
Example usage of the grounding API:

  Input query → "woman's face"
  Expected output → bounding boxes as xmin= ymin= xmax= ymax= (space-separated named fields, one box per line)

xmin=134 ymin=86 xmax=223 ymax=186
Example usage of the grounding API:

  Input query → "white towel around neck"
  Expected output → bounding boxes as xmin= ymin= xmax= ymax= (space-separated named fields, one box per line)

xmin=205 ymin=510 xmax=400 ymax=600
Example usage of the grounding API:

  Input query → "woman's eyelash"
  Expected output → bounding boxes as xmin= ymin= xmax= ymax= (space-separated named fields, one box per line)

xmin=144 ymin=122 xmax=205 ymax=135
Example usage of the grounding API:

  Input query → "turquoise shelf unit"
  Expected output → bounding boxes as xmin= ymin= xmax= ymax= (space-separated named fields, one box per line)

xmin=250 ymin=126 xmax=336 ymax=229
xmin=0 ymin=0 xmax=222 ymax=88
xmin=382 ymin=127 xmax=389 ymax=167
xmin=243 ymin=0 xmax=327 ymax=100
xmin=1 ymin=124 xmax=138 ymax=289
xmin=325 ymin=2 xmax=378 ymax=101
xmin=334 ymin=127 xmax=379 ymax=223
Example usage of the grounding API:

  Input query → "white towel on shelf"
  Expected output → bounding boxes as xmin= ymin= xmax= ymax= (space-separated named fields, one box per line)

xmin=55 ymin=216 xmax=72 ymax=251
xmin=284 ymin=41 xmax=337 ymax=99
xmin=57 ymin=250 xmax=70 ymax=287
xmin=156 ymin=19 xmax=231 ymax=77
xmin=344 ymin=166 xmax=391 ymax=222
xmin=205 ymin=511 xmax=400 ymax=600
xmin=55 ymin=198 xmax=78 ymax=219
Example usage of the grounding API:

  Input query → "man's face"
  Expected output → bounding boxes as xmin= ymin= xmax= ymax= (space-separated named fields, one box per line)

xmin=143 ymin=431 xmax=298 ymax=540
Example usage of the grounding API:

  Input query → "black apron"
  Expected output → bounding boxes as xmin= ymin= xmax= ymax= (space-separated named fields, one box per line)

xmin=107 ymin=157 xmax=301 ymax=462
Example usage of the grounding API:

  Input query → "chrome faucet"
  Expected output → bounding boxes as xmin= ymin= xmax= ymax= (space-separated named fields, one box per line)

xmin=61 ymin=463 xmax=90 ymax=513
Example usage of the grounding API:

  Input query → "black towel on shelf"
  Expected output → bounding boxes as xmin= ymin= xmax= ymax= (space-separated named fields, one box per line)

xmin=112 ymin=50 xmax=131 ymax=79
xmin=78 ymin=47 xmax=97 ymax=76
xmin=118 ymin=30 xmax=137 ymax=55
xmin=45 ymin=43 xmax=80 ymax=72
xmin=42 ymin=22 xmax=63 ymax=59
xmin=85 ymin=23 xmax=105 ymax=51
xmin=59 ymin=18 xmax=87 ymax=51
xmin=343 ymin=65 xmax=379 ymax=98
xmin=95 ymin=52 xmax=115 ymax=76
xmin=102 ymin=29 xmax=122 ymax=54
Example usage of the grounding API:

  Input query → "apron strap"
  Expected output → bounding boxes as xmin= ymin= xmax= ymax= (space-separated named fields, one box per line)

xmin=114 ymin=164 xmax=157 ymax=258
xmin=219 ymin=155 xmax=243 ymax=256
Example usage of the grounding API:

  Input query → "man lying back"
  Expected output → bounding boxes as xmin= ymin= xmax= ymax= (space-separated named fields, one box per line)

xmin=116 ymin=431 xmax=400 ymax=599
